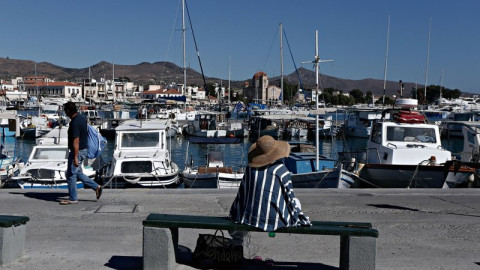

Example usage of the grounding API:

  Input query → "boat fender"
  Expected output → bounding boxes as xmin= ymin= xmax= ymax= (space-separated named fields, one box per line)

xmin=355 ymin=163 xmax=365 ymax=175
xmin=123 ymin=175 xmax=141 ymax=184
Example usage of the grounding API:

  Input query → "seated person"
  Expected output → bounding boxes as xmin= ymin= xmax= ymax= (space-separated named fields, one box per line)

xmin=229 ymin=135 xmax=311 ymax=232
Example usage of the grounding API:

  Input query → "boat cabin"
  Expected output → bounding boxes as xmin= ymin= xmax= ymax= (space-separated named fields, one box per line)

xmin=285 ymin=153 xmax=336 ymax=174
xmin=366 ymin=112 xmax=451 ymax=165
xmin=115 ymin=120 xmax=168 ymax=151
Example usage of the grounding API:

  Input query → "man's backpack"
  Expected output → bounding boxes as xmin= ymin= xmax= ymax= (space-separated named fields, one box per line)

xmin=86 ymin=125 xmax=106 ymax=159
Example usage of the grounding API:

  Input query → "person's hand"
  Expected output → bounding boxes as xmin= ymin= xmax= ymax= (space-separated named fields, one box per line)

xmin=74 ymin=156 xmax=79 ymax=167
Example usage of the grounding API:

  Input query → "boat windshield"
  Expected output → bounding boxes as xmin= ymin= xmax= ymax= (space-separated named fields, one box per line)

xmin=33 ymin=147 xmax=68 ymax=160
xmin=120 ymin=132 xmax=160 ymax=148
xmin=386 ymin=126 xmax=437 ymax=143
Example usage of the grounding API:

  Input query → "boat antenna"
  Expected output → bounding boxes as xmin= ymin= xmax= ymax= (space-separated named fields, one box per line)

xmin=382 ymin=15 xmax=390 ymax=107
xmin=184 ymin=0 xmax=208 ymax=98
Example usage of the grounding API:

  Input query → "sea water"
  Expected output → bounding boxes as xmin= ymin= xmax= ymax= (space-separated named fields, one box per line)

xmin=1 ymin=135 xmax=463 ymax=174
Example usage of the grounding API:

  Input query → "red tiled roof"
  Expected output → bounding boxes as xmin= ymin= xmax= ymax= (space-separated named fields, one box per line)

xmin=254 ymin=71 xmax=267 ymax=78
xmin=26 ymin=82 xmax=80 ymax=87
xmin=163 ymin=89 xmax=181 ymax=95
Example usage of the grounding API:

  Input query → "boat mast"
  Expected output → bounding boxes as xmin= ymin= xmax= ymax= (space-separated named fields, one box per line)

xmin=382 ymin=15 xmax=390 ymax=106
xmin=424 ymin=17 xmax=432 ymax=106
xmin=302 ymin=31 xmax=333 ymax=171
xmin=279 ymin=23 xmax=284 ymax=107
xmin=35 ymin=62 xmax=40 ymax=116
xmin=182 ymin=0 xmax=187 ymax=110
xmin=440 ymin=68 xmax=444 ymax=100
xmin=228 ymin=56 xmax=231 ymax=105
xmin=112 ymin=62 xmax=116 ymax=103
xmin=88 ymin=67 xmax=91 ymax=102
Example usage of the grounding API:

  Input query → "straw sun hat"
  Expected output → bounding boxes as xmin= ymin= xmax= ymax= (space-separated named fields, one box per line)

xmin=248 ymin=135 xmax=290 ymax=168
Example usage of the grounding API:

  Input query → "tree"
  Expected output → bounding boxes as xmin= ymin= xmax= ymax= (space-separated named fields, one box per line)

xmin=365 ymin=91 xmax=373 ymax=104
xmin=349 ymin=89 xmax=364 ymax=103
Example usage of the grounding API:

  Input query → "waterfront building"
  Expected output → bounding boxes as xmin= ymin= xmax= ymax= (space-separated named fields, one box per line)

xmin=25 ymin=81 xmax=82 ymax=99
xmin=243 ymin=71 xmax=281 ymax=104
xmin=139 ymin=89 xmax=182 ymax=100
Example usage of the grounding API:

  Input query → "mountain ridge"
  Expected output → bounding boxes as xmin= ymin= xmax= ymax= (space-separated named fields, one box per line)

xmin=0 ymin=57 xmax=449 ymax=98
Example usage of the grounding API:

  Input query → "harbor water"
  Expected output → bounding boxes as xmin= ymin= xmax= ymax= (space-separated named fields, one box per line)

xmin=1 ymin=133 xmax=463 ymax=178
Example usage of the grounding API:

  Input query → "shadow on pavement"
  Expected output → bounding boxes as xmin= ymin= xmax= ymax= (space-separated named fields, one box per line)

xmin=10 ymin=192 xmax=67 ymax=202
xmin=176 ymin=244 xmax=338 ymax=270
xmin=105 ymin=256 xmax=142 ymax=270
xmin=367 ymin=204 xmax=419 ymax=212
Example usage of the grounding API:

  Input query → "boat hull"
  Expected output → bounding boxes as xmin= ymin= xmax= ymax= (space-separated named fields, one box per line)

xmin=357 ymin=164 xmax=448 ymax=188
xmin=291 ymin=170 xmax=354 ymax=188
xmin=18 ymin=181 xmax=84 ymax=189
xmin=102 ymin=173 xmax=181 ymax=188
xmin=182 ymin=170 xmax=243 ymax=189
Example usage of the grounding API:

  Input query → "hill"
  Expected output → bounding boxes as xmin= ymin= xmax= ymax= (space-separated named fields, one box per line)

xmin=0 ymin=57 xmax=423 ymax=97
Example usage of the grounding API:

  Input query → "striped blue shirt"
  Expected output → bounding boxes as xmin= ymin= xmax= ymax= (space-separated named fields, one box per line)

xmin=229 ymin=160 xmax=311 ymax=232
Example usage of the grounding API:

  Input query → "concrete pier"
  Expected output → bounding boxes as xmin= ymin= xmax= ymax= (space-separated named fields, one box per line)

xmin=0 ymin=188 xmax=478 ymax=269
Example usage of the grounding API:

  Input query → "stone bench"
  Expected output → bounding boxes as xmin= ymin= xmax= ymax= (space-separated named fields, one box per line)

xmin=142 ymin=213 xmax=378 ymax=270
xmin=0 ymin=215 xmax=30 ymax=266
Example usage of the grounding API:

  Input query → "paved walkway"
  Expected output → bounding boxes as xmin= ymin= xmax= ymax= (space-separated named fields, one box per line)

xmin=1 ymin=188 xmax=479 ymax=270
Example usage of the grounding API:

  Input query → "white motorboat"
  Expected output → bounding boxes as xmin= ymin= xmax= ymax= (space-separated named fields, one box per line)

xmin=351 ymin=106 xmax=474 ymax=188
xmin=12 ymin=126 xmax=96 ymax=189
xmin=182 ymin=137 xmax=245 ymax=188
xmin=101 ymin=119 xmax=180 ymax=188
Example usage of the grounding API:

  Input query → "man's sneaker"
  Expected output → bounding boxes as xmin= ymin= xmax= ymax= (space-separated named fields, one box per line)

xmin=60 ymin=200 xmax=78 ymax=205
xmin=96 ymin=186 xmax=103 ymax=200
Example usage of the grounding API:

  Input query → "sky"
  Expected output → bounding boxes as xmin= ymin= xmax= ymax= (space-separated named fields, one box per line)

xmin=1 ymin=0 xmax=479 ymax=93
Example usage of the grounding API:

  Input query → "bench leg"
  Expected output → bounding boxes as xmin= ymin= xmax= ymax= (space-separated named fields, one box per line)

xmin=0 ymin=224 xmax=27 ymax=266
xmin=340 ymin=236 xmax=376 ymax=270
xmin=143 ymin=227 xmax=176 ymax=270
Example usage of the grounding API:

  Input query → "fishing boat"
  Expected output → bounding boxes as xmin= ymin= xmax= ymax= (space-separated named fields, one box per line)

xmin=284 ymin=152 xmax=356 ymax=188
xmin=101 ymin=119 xmax=180 ymax=188
xmin=351 ymin=100 xmax=473 ymax=188
xmin=442 ymin=122 xmax=480 ymax=187
xmin=11 ymin=126 xmax=96 ymax=189
xmin=183 ymin=112 xmax=227 ymax=138
xmin=182 ymin=137 xmax=245 ymax=188
xmin=284 ymin=117 xmax=312 ymax=140
xmin=19 ymin=115 xmax=53 ymax=138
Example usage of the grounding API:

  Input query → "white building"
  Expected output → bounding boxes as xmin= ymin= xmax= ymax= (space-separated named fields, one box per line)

xmin=25 ymin=81 xmax=82 ymax=99
xmin=139 ymin=89 xmax=183 ymax=100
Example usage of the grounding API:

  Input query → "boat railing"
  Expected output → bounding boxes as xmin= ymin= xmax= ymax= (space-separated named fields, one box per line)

xmin=338 ymin=147 xmax=382 ymax=170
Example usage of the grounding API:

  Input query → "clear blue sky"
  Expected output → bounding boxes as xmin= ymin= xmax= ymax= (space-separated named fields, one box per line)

xmin=1 ymin=0 xmax=479 ymax=93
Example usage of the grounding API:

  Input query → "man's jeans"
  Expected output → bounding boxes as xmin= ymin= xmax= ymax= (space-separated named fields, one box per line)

xmin=66 ymin=149 xmax=99 ymax=201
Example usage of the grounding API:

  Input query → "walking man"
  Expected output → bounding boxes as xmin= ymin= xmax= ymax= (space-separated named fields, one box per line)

xmin=60 ymin=102 xmax=102 ymax=205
